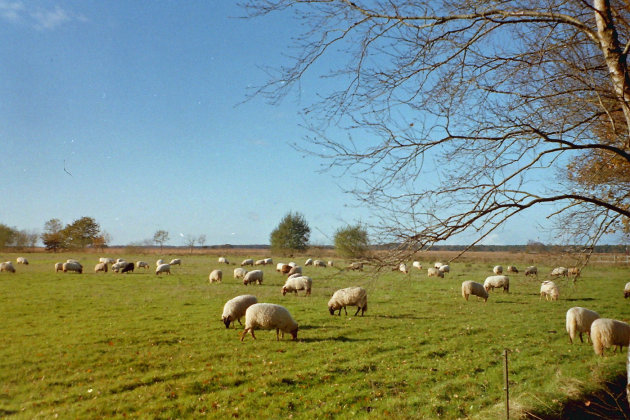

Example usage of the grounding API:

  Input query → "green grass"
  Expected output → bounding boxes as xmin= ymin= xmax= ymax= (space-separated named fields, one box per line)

xmin=0 ymin=253 xmax=628 ymax=419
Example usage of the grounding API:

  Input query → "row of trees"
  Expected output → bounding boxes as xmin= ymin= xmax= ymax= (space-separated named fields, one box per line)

xmin=0 ymin=224 xmax=38 ymax=249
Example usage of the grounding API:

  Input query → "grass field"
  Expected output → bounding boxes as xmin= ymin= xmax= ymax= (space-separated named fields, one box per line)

xmin=1 ymin=252 xmax=629 ymax=419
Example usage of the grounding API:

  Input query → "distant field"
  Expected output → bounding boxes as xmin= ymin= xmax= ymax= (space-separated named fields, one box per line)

xmin=0 ymin=252 xmax=629 ymax=418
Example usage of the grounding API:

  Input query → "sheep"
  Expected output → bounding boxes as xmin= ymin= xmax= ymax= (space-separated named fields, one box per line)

xmin=493 ymin=265 xmax=503 ymax=275
xmin=254 ymin=259 xmax=266 ymax=266
xmin=281 ymin=275 xmax=312 ymax=296
xmin=313 ymin=260 xmax=326 ymax=268
xmin=67 ymin=259 xmax=80 ymax=264
xmin=16 ymin=257 xmax=28 ymax=265
xmin=155 ymin=263 xmax=171 ymax=275
xmin=427 ymin=267 xmax=444 ymax=278
xmin=218 ymin=257 xmax=230 ymax=265
xmin=591 ymin=318 xmax=630 ymax=356
xmin=136 ymin=261 xmax=150 ymax=270
xmin=525 ymin=266 xmax=538 ymax=278
xmin=540 ymin=280 xmax=559 ymax=301
xmin=624 ymin=282 xmax=630 ymax=299
xmin=551 ymin=267 xmax=568 ymax=277
xmin=412 ymin=261 xmax=422 ymax=270
xmin=170 ymin=259 xmax=182 ymax=266
xmin=327 ymin=260 xmax=334 ymax=267
xmin=94 ymin=262 xmax=108 ymax=273
xmin=280 ymin=264 xmax=292 ymax=274
xmin=234 ymin=267 xmax=248 ymax=280
xmin=398 ymin=263 xmax=409 ymax=274
xmin=461 ymin=281 xmax=488 ymax=302
xmin=288 ymin=262 xmax=297 ymax=268
xmin=54 ymin=262 xmax=63 ymax=273
xmin=305 ymin=258 xmax=313 ymax=266
xmin=566 ymin=307 xmax=600 ymax=344
xmin=287 ymin=266 xmax=302 ymax=277
xmin=328 ymin=286 xmax=368 ymax=316
xmin=209 ymin=269 xmax=222 ymax=283
xmin=568 ymin=267 xmax=581 ymax=280
xmin=348 ymin=262 xmax=364 ymax=271
xmin=438 ymin=264 xmax=450 ymax=274
xmin=243 ymin=269 xmax=263 ymax=285
xmin=434 ymin=262 xmax=443 ymax=269
xmin=240 ymin=303 xmax=299 ymax=341
xmin=507 ymin=265 xmax=519 ymax=274
xmin=115 ymin=258 xmax=125 ymax=264
xmin=156 ymin=259 xmax=165 ymax=266
xmin=276 ymin=262 xmax=286 ymax=272
xmin=118 ymin=262 xmax=135 ymax=274
xmin=100 ymin=257 xmax=115 ymax=264
xmin=62 ymin=261 xmax=83 ymax=274
xmin=241 ymin=259 xmax=254 ymax=266
xmin=483 ymin=275 xmax=509 ymax=293
xmin=111 ymin=262 xmax=124 ymax=272
xmin=0 ymin=261 xmax=16 ymax=273
xmin=222 ymin=295 xmax=258 ymax=328
xmin=264 ymin=258 xmax=273 ymax=265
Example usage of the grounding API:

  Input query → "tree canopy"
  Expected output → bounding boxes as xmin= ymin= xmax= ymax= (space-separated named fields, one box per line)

xmin=244 ymin=0 xmax=630 ymax=259
xmin=41 ymin=217 xmax=105 ymax=251
xmin=270 ymin=212 xmax=311 ymax=255
xmin=334 ymin=224 xmax=370 ymax=259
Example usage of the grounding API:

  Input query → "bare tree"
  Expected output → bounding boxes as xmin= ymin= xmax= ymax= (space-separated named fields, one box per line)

xmin=243 ymin=0 xmax=630 ymax=262
xmin=184 ymin=234 xmax=196 ymax=255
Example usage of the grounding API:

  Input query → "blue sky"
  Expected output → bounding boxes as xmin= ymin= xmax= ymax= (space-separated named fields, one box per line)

xmin=0 ymin=1 xmax=578 ymax=246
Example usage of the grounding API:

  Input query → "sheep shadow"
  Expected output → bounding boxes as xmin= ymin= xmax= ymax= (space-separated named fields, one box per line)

xmin=563 ymin=297 xmax=595 ymax=302
xmin=299 ymin=336 xmax=369 ymax=343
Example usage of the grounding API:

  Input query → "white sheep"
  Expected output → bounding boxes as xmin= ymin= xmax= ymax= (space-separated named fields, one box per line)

xmin=136 ymin=261 xmax=150 ymax=270
xmin=67 ymin=259 xmax=80 ymax=264
xmin=313 ymin=260 xmax=326 ymax=268
xmin=170 ymin=258 xmax=182 ymax=266
xmin=276 ymin=262 xmax=286 ymax=272
xmin=438 ymin=264 xmax=450 ymax=274
xmin=243 ymin=269 xmax=263 ymax=285
xmin=398 ymin=263 xmax=409 ymax=274
xmin=234 ymin=267 xmax=248 ymax=280
xmin=327 ymin=260 xmax=334 ymax=267
xmin=288 ymin=262 xmax=297 ymax=268
xmin=506 ymin=265 xmax=519 ymax=274
xmin=94 ymin=262 xmax=108 ymax=273
xmin=115 ymin=258 xmax=125 ymax=264
xmin=155 ymin=263 xmax=171 ymax=275
xmin=254 ymin=259 xmax=266 ymax=266
xmin=412 ymin=261 xmax=422 ymax=270
xmin=63 ymin=261 xmax=83 ymax=274
xmin=241 ymin=258 xmax=254 ymax=266
xmin=483 ymin=275 xmax=509 ymax=292
xmin=566 ymin=307 xmax=600 ymax=344
xmin=156 ymin=259 xmax=165 ymax=266
xmin=328 ymin=286 xmax=368 ymax=316
xmin=54 ymin=262 xmax=63 ymax=273
xmin=304 ymin=258 xmax=313 ymax=266
xmin=282 ymin=275 xmax=312 ymax=296
xmin=209 ymin=269 xmax=222 ymax=283
xmin=551 ymin=267 xmax=568 ymax=277
xmin=287 ymin=266 xmax=302 ymax=277
xmin=540 ymin=280 xmax=559 ymax=301
xmin=591 ymin=318 xmax=630 ymax=356
xmin=493 ymin=265 xmax=503 ymax=275
xmin=348 ymin=262 xmax=363 ymax=271
xmin=0 ymin=261 xmax=16 ymax=273
xmin=427 ymin=267 xmax=444 ymax=278
xmin=461 ymin=281 xmax=488 ymax=302
xmin=222 ymin=294 xmax=259 ymax=328
xmin=264 ymin=258 xmax=273 ymax=265
xmin=100 ymin=257 xmax=115 ymax=264
xmin=218 ymin=257 xmax=230 ymax=265
xmin=434 ymin=262 xmax=443 ymax=269
xmin=525 ymin=266 xmax=538 ymax=278
xmin=16 ymin=257 xmax=28 ymax=265
xmin=111 ymin=262 xmax=125 ymax=272
xmin=240 ymin=303 xmax=299 ymax=341
xmin=624 ymin=282 xmax=630 ymax=299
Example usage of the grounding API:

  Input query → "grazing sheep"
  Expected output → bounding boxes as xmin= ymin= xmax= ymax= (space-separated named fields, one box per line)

xmin=254 ymin=259 xmax=266 ymax=266
xmin=156 ymin=259 xmax=165 ymax=266
xmin=507 ymin=265 xmax=519 ymax=274
xmin=276 ymin=262 xmax=286 ymax=272
xmin=434 ymin=262 xmax=443 ymax=269
xmin=209 ymin=269 xmax=222 ymax=283
xmin=461 ymin=281 xmax=488 ymax=302
xmin=264 ymin=258 xmax=273 ymax=265
xmin=525 ymin=266 xmax=538 ymax=278
xmin=288 ymin=262 xmax=297 ymax=268
xmin=438 ymin=264 xmax=450 ymax=274
xmin=54 ymin=262 xmax=63 ymax=273
xmin=287 ymin=266 xmax=302 ymax=277
xmin=313 ymin=260 xmax=326 ymax=268
xmin=67 ymin=259 xmax=80 ymax=264
xmin=624 ymin=282 xmax=630 ymax=299
xmin=412 ymin=261 xmax=422 ymax=270
xmin=222 ymin=295 xmax=258 ymax=328
xmin=280 ymin=264 xmax=292 ymax=274
xmin=170 ymin=259 xmax=182 ymax=266
xmin=551 ymin=267 xmax=568 ymax=277
xmin=243 ymin=270 xmax=263 ymax=285
xmin=305 ymin=258 xmax=313 ymax=266
xmin=136 ymin=261 xmax=150 ymax=270
xmin=328 ymin=286 xmax=368 ymax=316
xmin=348 ymin=262 xmax=364 ymax=271
xmin=62 ymin=261 xmax=83 ymax=274
xmin=100 ymin=257 xmax=115 ymax=264
xmin=327 ymin=260 xmax=334 ymax=267
xmin=568 ymin=267 xmax=581 ymax=280
xmin=119 ymin=262 xmax=135 ymax=274
xmin=399 ymin=263 xmax=409 ymax=274
xmin=94 ymin=262 xmax=108 ymax=273
xmin=240 ymin=303 xmax=299 ymax=341
xmin=0 ymin=261 xmax=16 ymax=273
xmin=483 ymin=275 xmax=509 ymax=292
xmin=234 ymin=267 xmax=248 ymax=280
xmin=115 ymin=258 xmax=125 ymax=264
xmin=281 ymin=275 xmax=312 ymax=296
xmin=16 ymin=257 xmax=28 ymax=265
xmin=427 ymin=267 xmax=444 ymax=278
xmin=540 ymin=280 xmax=559 ymax=301
xmin=155 ymin=263 xmax=171 ymax=275
xmin=493 ymin=265 xmax=503 ymax=275
xmin=566 ymin=307 xmax=600 ymax=344
xmin=218 ymin=257 xmax=230 ymax=265
xmin=591 ymin=318 xmax=630 ymax=356
xmin=241 ymin=259 xmax=254 ymax=266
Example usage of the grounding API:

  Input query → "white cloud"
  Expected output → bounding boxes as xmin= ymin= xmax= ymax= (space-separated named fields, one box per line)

xmin=0 ymin=0 xmax=24 ymax=22
xmin=31 ymin=5 xmax=71 ymax=30
xmin=0 ymin=1 xmax=86 ymax=30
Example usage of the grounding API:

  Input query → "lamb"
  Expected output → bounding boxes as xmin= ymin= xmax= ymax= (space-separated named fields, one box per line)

xmin=427 ymin=267 xmax=444 ymax=278
xmin=551 ymin=267 xmax=568 ymax=277
xmin=313 ymin=260 xmax=326 ymax=268
xmin=254 ymin=259 xmax=266 ymax=266
xmin=16 ymin=257 xmax=28 ymax=265
xmin=461 ymin=281 xmax=488 ymax=302
xmin=243 ymin=269 xmax=263 ymax=285
xmin=525 ymin=266 xmax=538 ymax=278
xmin=94 ymin=262 xmax=108 ymax=273
xmin=234 ymin=267 xmax=248 ymax=280
xmin=241 ymin=259 xmax=254 ymax=266
xmin=240 ymin=303 xmax=299 ymax=341
xmin=305 ymin=258 xmax=313 ymax=266
xmin=412 ymin=261 xmax=422 ymax=270
xmin=328 ymin=286 xmax=368 ymax=316
xmin=62 ymin=261 xmax=83 ymax=274
xmin=348 ymin=262 xmax=364 ymax=271
xmin=155 ymin=263 xmax=171 ymax=275
xmin=209 ymin=269 xmax=222 ymax=283
xmin=493 ymin=265 xmax=503 ymax=275
xmin=281 ymin=275 xmax=312 ymax=296
xmin=0 ymin=261 xmax=16 ymax=273
xmin=399 ymin=263 xmax=409 ymax=274
xmin=434 ymin=262 xmax=443 ymax=269
xmin=54 ymin=262 xmax=63 ymax=272
xmin=218 ymin=257 xmax=230 ymax=265
xmin=170 ymin=259 xmax=182 ymax=266
xmin=222 ymin=294 xmax=258 ymax=328
xmin=540 ymin=280 xmax=559 ymax=301
xmin=591 ymin=318 xmax=630 ymax=356
xmin=136 ymin=261 xmax=150 ymax=270
xmin=438 ymin=264 xmax=450 ymax=274
xmin=625 ymin=282 xmax=630 ymax=299
xmin=286 ymin=266 xmax=302 ymax=277
xmin=483 ymin=275 xmax=509 ymax=292
xmin=566 ymin=307 xmax=600 ymax=344
xmin=507 ymin=265 xmax=519 ymax=274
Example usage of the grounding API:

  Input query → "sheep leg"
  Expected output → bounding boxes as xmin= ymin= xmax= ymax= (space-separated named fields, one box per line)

xmin=343 ymin=306 xmax=348 ymax=316
xmin=250 ymin=329 xmax=256 ymax=340
xmin=354 ymin=306 xmax=361 ymax=316
xmin=240 ymin=328 xmax=250 ymax=342
xmin=578 ymin=332 xmax=583 ymax=343
xmin=276 ymin=329 xmax=280 ymax=341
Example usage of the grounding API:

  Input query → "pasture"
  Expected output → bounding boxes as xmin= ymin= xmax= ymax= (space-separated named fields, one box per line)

xmin=0 ymin=252 xmax=629 ymax=419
